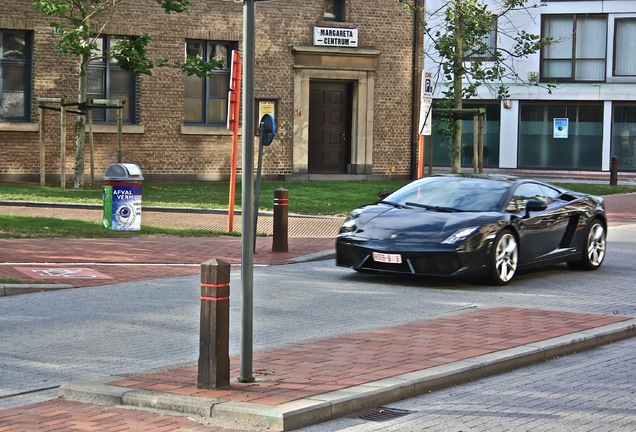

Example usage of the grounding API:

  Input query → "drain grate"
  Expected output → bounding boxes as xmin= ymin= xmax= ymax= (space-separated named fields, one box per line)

xmin=358 ymin=407 xmax=415 ymax=422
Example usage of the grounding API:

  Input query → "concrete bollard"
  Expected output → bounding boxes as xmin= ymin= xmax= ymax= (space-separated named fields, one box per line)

xmin=273 ymin=188 xmax=288 ymax=252
xmin=610 ymin=156 xmax=618 ymax=186
xmin=198 ymin=259 xmax=230 ymax=389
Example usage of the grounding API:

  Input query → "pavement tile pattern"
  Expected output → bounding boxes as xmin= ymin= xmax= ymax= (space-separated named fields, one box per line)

xmin=109 ymin=307 xmax=630 ymax=405
xmin=0 ymin=237 xmax=335 ymax=288
xmin=0 ymin=399 xmax=240 ymax=432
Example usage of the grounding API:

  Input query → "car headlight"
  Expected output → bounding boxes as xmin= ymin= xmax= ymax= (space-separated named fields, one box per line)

xmin=442 ymin=226 xmax=480 ymax=244
xmin=339 ymin=210 xmax=362 ymax=234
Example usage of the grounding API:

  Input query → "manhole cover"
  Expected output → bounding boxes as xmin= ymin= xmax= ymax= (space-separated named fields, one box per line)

xmin=358 ymin=407 xmax=415 ymax=422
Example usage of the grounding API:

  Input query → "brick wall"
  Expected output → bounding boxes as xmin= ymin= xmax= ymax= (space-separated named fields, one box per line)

xmin=1 ymin=0 xmax=419 ymax=182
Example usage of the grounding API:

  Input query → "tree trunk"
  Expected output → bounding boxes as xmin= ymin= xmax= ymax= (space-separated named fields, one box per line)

xmin=73 ymin=0 xmax=91 ymax=189
xmin=451 ymin=1 xmax=464 ymax=174
xmin=74 ymin=54 xmax=88 ymax=189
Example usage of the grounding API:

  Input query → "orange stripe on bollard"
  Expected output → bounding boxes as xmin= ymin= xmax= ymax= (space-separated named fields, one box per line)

xmin=201 ymin=283 xmax=230 ymax=288
xmin=201 ymin=296 xmax=230 ymax=302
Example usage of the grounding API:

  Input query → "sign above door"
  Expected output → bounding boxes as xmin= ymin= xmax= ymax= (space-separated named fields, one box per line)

xmin=313 ymin=27 xmax=358 ymax=47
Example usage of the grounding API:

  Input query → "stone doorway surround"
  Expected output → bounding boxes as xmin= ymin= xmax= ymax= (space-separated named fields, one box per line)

xmin=291 ymin=45 xmax=381 ymax=175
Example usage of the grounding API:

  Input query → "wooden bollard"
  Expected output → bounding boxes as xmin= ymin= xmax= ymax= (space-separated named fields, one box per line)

xmin=273 ymin=188 xmax=288 ymax=252
xmin=610 ymin=156 xmax=618 ymax=186
xmin=198 ymin=259 xmax=230 ymax=389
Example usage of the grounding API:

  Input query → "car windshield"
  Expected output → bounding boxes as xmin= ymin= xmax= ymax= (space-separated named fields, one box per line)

xmin=382 ymin=177 xmax=510 ymax=212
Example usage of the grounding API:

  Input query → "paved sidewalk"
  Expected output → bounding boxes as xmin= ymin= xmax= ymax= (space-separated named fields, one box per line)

xmin=0 ymin=205 xmax=342 ymax=293
xmin=2 ymin=307 xmax=634 ymax=431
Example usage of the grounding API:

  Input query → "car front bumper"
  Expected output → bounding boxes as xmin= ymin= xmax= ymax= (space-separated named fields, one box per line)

xmin=335 ymin=237 xmax=492 ymax=278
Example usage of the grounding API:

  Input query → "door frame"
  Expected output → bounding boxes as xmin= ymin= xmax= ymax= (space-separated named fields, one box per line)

xmin=291 ymin=46 xmax=380 ymax=175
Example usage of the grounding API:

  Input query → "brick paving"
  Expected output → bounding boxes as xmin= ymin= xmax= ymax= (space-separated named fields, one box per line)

xmin=0 ymin=205 xmax=339 ymax=288
xmin=108 ymin=307 xmax=630 ymax=405
xmin=0 ymin=399 xmax=242 ymax=432
xmin=0 ymin=236 xmax=335 ymax=287
xmin=0 ymin=308 xmax=630 ymax=432
xmin=603 ymin=192 xmax=636 ymax=223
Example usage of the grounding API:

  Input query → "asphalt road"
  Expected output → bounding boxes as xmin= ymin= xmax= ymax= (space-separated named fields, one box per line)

xmin=1 ymin=224 xmax=635 ymax=430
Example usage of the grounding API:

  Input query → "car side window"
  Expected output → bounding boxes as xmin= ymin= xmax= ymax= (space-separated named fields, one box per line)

xmin=506 ymin=183 xmax=550 ymax=213
xmin=538 ymin=184 xmax=561 ymax=201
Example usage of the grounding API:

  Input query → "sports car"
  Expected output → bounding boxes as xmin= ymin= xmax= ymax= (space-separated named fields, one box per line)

xmin=336 ymin=175 xmax=607 ymax=285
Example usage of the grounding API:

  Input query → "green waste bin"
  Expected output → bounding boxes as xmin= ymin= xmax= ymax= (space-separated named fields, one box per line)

xmin=103 ymin=163 xmax=144 ymax=231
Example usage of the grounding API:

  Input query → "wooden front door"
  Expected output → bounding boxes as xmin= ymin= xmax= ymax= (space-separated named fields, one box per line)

xmin=308 ymin=82 xmax=352 ymax=173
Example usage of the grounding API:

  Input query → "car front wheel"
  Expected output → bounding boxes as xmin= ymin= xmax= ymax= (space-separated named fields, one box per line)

xmin=488 ymin=230 xmax=518 ymax=286
xmin=567 ymin=219 xmax=606 ymax=270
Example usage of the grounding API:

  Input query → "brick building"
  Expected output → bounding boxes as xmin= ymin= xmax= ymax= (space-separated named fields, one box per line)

xmin=0 ymin=0 xmax=423 ymax=184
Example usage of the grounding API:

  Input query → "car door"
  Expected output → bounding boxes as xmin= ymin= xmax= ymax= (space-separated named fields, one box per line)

xmin=508 ymin=182 xmax=570 ymax=264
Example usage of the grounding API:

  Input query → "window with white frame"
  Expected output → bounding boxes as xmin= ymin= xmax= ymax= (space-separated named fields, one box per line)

xmin=0 ymin=29 xmax=31 ymax=121
xmin=88 ymin=35 xmax=135 ymax=122
xmin=614 ymin=18 xmax=636 ymax=77
xmin=465 ymin=17 xmax=497 ymax=61
xmin=541 ymin=14 xmax=607 ymax=82
xmin=184 ymin=40 xmax=234 ymax=124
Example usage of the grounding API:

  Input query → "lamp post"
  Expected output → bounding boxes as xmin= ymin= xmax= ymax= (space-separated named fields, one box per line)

xmin=239 ymin=0 xmax=256 ymax=383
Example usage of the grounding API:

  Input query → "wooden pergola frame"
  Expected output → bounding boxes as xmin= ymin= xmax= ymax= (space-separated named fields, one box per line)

xmin=433 ymin=107 xmax=486 ymax=174
xmin=37 ymin=98 xmax=125 ymax=188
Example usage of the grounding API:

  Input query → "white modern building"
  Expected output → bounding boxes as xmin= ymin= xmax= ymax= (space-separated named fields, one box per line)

xmin=426 ymin=0 xmax=636 ymax=174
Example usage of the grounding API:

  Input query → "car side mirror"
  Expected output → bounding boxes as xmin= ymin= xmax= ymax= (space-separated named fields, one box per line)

xmin=525 ymin=199 xmax=547 ymax=217
xmin=377 ymin=189 xmax=391 ymax=200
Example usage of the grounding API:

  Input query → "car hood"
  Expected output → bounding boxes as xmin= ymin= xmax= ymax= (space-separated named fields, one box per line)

xmin=347 ymin=204 xmax=499 ymax=243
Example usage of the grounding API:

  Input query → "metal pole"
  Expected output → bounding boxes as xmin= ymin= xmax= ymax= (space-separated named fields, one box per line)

xmin=239 ymin=0 xmax=256 ymax=384
xmin=253 ymin=123 xmax=264 ymax=253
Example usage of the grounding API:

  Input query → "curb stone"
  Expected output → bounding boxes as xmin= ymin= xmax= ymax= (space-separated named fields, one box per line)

xmin=58 ymin=319 xmax=636 ymax=431
xmin=1 ymin=283 xmax=75 ymax=297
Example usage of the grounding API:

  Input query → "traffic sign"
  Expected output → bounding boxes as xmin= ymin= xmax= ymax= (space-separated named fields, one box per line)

xmin=259 ymin=114 xmax=276 ymax=146
xmin=419 ymin=70 xmax=433 ymax=136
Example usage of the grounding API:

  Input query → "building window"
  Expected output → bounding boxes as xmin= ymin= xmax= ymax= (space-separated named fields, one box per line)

xmin=324 ymin=0 xmax=344 ymax=22
xmin=614 ymin=18 xmax=636 ymax=77
xmin=518 ymin=103 xmax=603 ymax=170
xmin=612 ymin=104 xmax=636 ymax=170
xmin=0 ymin=30 xmax=31 ymax=121
xmin=464 ymin=18 xmax=497 ymax=61
xmin=184 ymin=41 xmax=234 ymax=125
xmin=88 ymin=35 xmax=135 ymax=122
xmin=541 ymin=15 xmax=607 ymax=82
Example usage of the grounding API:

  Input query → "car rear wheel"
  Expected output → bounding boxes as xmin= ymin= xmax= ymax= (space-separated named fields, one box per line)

xmin=488 ymin=230 xmax=518 ymax=286
xmin=567 ymin=219 xmax=606 ymax=270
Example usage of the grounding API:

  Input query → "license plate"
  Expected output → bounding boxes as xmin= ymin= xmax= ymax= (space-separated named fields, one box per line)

xmin=372 ymin=252 xmax=402 ymax=264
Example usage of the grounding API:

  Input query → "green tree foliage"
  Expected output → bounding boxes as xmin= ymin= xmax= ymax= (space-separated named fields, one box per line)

xmin=395 ymin=0 xmax=552 ymax=173
xmin=33 ymin=0 xmax=224 ymax=188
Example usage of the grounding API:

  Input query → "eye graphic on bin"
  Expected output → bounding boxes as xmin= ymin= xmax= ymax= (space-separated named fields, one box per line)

xmin=115 ymin=205 xmax=136 ymax=228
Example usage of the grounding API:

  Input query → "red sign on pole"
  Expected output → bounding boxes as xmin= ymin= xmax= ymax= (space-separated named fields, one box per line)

xmin=227 ymin=50 xmax=242 ymax=232
xmin=227 ymin=50 xmax=242 ymax=132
